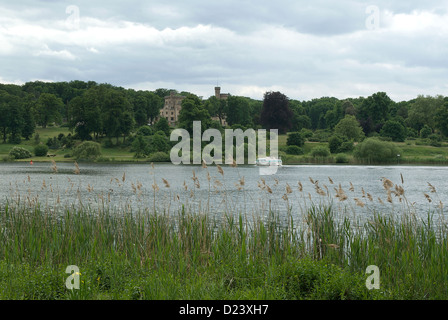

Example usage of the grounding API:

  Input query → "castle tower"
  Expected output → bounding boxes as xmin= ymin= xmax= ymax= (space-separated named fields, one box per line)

xmin=215 ymin=87 xmax=221 ymax=99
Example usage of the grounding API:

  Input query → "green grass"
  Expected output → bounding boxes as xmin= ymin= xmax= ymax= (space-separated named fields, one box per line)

xmin=2 ymin=128 xmax=448 ymax=165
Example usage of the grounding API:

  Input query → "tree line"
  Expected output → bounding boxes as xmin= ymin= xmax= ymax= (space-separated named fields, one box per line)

xmin=1 ymin=80 xmax=448 ymax=149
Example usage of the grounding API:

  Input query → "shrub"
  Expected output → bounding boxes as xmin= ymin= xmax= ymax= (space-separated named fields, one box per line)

xmin=286 ymin=145 xmax=304 ymax=155
xmin=335 ymin=153 xmax=349 ymax=163
xmin=7 ymin=135 xmax=22 ymax=144
xmin=147 ymin=152 xmax=170 ymax=162
xmin=420 ymin=125 xmax=432 ymax=139
xmin=299 ymin=128 xmax=313 ymax=139
xmin=9 ymin=147 xmax=32 ymax=159
xmin=328 ymin=135 xmax=342 ymax=154
xmin=286 ymin=132 xmax=305 ymax=147
xmin=72 ymin=141 xmax=102 ymax=161
xmin=34 ymin=144 xmax=49 ymax=157
xmin=311 ymin=146 xmax=330 ymax=158
xmin=354 ymin=137 xmax=401 ymax=163
xmin=46 ymin=137 xmax=61 ymax=150
xmin=136 ymin=125 xmax=153 ymax=136
xmin=339 ymin=140 xmax=354 ymax=153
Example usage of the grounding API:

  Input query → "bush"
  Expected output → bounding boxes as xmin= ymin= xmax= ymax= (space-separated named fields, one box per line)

xmin=9 ymin=146 xmax=32 ymax=159
xmin=286 ymin=132 xmax=305 ymax=147
xmin=299 ymin=128 xmax=313 ymax=140
xmin=311 ymin=146 xmax=330 ymax=158
xmin=286 ymin=145 xmax=304 ymax=155
xmin=339 ymin=141 xmax=354 ymax=153
xmin=136 ymin=125 xmax=153 ymax=136
xmin=328 ymin=135 xmax=342 ymax=154
xmin=7 ymin=135 xmax=22 ymax=144
xmin=354 ymin=138 xmax=401 ymax=163
xmin=46 ymin=137 xmax=62 ymax=150
xmin=34 ymin=144 xmax=49 ymax=157
xmin=420 ymin=125 xmax=432 ymax=139
xmin=335 ymin=153 xmax=349 ymax=163
xmin=147 ymin=152 xmax=170 ymax=162
xmin=72 ymin=141 xmax=102 ymax=161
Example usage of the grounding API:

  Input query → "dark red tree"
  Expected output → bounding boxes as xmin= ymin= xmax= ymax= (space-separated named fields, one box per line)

xmin=260 ymin=91 xmax=293 ymax=134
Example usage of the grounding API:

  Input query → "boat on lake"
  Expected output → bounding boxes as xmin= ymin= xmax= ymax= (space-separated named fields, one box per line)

xmin=255 ymin=156 xmax=282 ymax=166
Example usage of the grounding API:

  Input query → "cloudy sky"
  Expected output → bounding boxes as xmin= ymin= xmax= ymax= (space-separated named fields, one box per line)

xmin=1 ymin=0 xmax=447 ymax=101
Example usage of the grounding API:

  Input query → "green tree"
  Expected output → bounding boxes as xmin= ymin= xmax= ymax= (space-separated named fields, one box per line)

xmin=420 ymin=125 xmax=432 ymax=139
xmin=380 ymin=120 xmax=407 ymax=142
xmin=358 ymin=92 xmax=392 ymax=134
xmin=434 ymin=98 xmax=448 ymax=137
xmin=178 ymin=94 xmax=211 ymax=134
xmin=205 ymin=96 xmax=228 ymax=126
xmin=34 ymin=93 xmax=63 ymax=128
xmin=226 ymin=96 xmax=252 ymax=127
xmin=102 ymin=90 xmax=131 ymax=144
xmin=154 ymin=117 xmax=170 ymax=137
xmin=132 ymin=135 xmax=148 ymax=158
xmin=0 ymin=90 xmax=25 ymax=143
xmin=120 ymin=111 xmax=135 ymax=143
xmin=334 ymin=115 xmax=365 ymax=142
xmin=406 ymin=95 xmax=444 ymax=132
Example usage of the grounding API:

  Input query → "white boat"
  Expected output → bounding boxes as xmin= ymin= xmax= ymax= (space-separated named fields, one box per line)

xmin=255 ymin=156 xmax=282 ymax=166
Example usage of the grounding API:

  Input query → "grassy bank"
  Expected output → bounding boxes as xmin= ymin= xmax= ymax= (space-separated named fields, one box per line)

xmin=2 ymin=128 xmax=448 ymax=165
xmin=1 ymin=167 xmax=448 ymax=300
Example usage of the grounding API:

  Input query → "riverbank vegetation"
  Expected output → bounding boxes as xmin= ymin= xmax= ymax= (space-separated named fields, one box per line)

xmin=1 ymin=81 xmax=448 ymax=165
xmin=0 ymin=165 xmax=447 ymax=299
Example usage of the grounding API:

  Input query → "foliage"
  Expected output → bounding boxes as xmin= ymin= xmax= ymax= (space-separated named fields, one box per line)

xmin=380 ymin=119 xmax=407 ymax=142
xmin=286 ymin=145 xmax=304 ymax=155
xmin=334 ymin=115 xmax=365 ymax=142
xmin=153 ymin=117 xmax=170 ymax=137
xmin=132 ymin=135 xmax=148 ymax=158
xmin=34 ymin=93 xmax=63 ymax=128
xmin=34 ymin=144 xmax=49 ymax=157
xmin=147 ymin=151 xmax=170 ymax=162
xmin=9 ymin=146 xmax=32 ymax=159
xmin=260 ymin=91 xmax=293 ymax=134
xmin=354 ymin=138 xmax=401 ymax=163
xmin=46 ymin=137 xmax=62 ymax=150
xmin=72 ymin=141 xmax=102 ymax=161
xmin=136 ymin=125 xmax=153 ymax=136
xmin=178 ymin=94 xmax=211 ymax=134
xmin=310 ymin=146 xmax=330 ymax=158
xmin=328 ymin=135 xmax=343 ymax=154
xmin=420 ymin=125 xmax=432 ymax=139
xmin=335 ymin=153 xmax=349 ymax=163
xmin=286 ymin=132 xmax=305 ymax=147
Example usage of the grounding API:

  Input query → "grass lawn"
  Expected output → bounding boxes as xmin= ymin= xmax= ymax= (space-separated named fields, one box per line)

xmin=1 ymin=128 xmax=448 ymax=165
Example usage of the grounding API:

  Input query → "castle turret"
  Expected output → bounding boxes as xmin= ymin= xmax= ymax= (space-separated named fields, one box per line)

xmin=215 ymin=87 xmax=221 ymax=99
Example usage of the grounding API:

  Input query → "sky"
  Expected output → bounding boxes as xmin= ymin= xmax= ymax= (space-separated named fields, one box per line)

xmin=0 ymin=0 xmax=447 ymax=101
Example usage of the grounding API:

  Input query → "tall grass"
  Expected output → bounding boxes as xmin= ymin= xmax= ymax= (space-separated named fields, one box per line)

xmin=0 ymin=163 xmax=448 ymax=299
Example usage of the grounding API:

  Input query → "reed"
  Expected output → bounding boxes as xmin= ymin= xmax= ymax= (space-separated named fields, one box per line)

xmin=0 ymin=165 xmax=447 ymax=299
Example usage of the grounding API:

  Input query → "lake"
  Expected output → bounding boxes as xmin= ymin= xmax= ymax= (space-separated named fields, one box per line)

xmin=0 ymin=162 xmax=447 ymax=224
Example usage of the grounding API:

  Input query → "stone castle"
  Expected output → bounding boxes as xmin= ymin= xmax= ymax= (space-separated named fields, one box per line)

xmin=159 ymin=87 xmax=228 ymax=127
